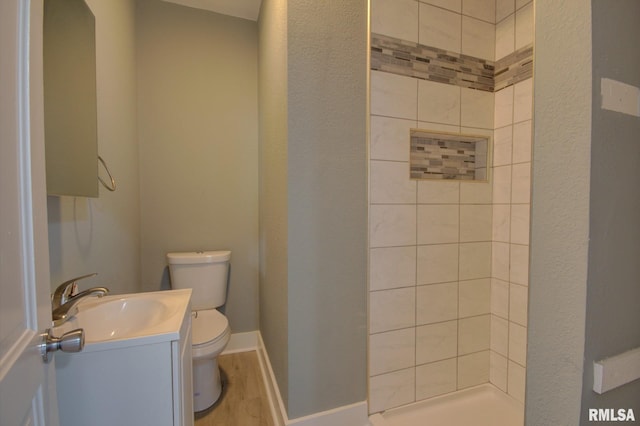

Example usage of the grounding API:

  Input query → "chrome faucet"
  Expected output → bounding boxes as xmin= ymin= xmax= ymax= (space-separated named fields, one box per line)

xmin=52 ymin=273 xmax=109 ymax=326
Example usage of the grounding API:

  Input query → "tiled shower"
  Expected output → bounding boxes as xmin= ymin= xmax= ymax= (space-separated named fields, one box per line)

xmin=368 ymin=0 xmax=533 ymax=414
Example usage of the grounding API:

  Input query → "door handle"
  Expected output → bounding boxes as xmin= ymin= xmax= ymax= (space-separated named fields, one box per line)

xmin=39 ymin=328 xmax=85 ymax=363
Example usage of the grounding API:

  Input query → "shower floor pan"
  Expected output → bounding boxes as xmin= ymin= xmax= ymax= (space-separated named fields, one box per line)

xmin=369 ymin=384 xmax=524 ymax=426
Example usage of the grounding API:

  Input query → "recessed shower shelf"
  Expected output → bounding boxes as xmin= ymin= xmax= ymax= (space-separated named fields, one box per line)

xmin=410 ymin=129 xmax=490 ymax=182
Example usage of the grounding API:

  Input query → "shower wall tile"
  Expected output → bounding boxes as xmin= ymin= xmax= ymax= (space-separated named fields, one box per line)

xmin=494 ymin=86 xmax=514 ymax=128
xmin=496 ymin=0 xmax=515 ymax=23
xmin=458 ymin=314 xmax=491 ymax=354
xmin=460 ymin=205 xmax=492 ymax=242
xmin=461 ymin=88 xmax=494 ymax=129
xmin=508 ymin=361 xmax=526 ymax=403
xmin=459 ymin=278 xmax=491 ymax=318
xmin=417 ymin=205 xmax=460 ymax=244
xmin=419 ymin=3 xmax=462 ymax=53
xmin=418 ymin=180 xmax=460 ymax=204
xmin=462 ymin=16 xmax=495 ymax=59
xmin=369 ymin=368 xmax=415 ymax=412
xmin=493 ymin=125 xmax=513 ymax=167
xmin=371 ymin=0 xmax=419 ymax=43
xmin=416 ymin=358 xmax=457 ymax=400
xmin=495 ymin=14 xmax=515 ymax=60
xmin=508 ymin=323 xmax=527 ymax=366
xmin=511 ymin=163 xmax=531 ymax=204
xmin=509 ymin=283 xmax=528 ymax=326
xmin=370 ymin=287 xmax=416 ymax=333
xmin=369 ymin=0 xmax=534 ymax=410
xmin=491 ymin=315 xmax=509 ymax=355
xmin=371 ymin=71 xmax=418 ymax=119
xmin=370 ymin=160 xmax=416 ymax=204
xmin=458 ymin=351 xmax=490 ymax=389
xmin=510 ymin=204 xmax=530 ymax=245
xmin=513 ymin=79 xmax=533 ymax=123
xmin=512 ymin=120 xmax=532 ymax=163
xmin=514 ymin=2 xmax=533 ymax=51
xmin=490 ymin=351 xmax=508 ymax=391
xmin=459 ymin=242 xmax=492 ymax=280
xmin=416 ymin=282 xmax=458 ymax=324
xmin=369 ymin=328 xmax=416 ymax=376
xmin=423 ymin=0 xmax=461 ymax=13
xmin=492 ymin=165 xmax=512 ymax=204
xmin=418 ymin=80 xmax=461 ymax=125
xmin=492 ymin=242 xmax=510 ymax=282
xmin=370 ymin=116 xmax=416 ymax=162
xmin=417 ymin=244 xmax=459 ymax=284
xmin=491 ymin=278 xmax=510 ymax=318
xmin=460 ymin=181 xmax=492 ymax=204
xmin=509 ymin=243 xmax=529 ymax=286
xmin=463 ymin=0 xmax=495 ymax=23
xmin=370 ymin=204 xmax=417 ymax=247
xmin=516 ymin=0 xmax=531 ymax=10
xmin=416 ymin=320 xmax=458 ymax=364
xmin=370 ymin=246 xmax=417 ymax=291
xmin=492 ymin=204 xmax=511 ymax=242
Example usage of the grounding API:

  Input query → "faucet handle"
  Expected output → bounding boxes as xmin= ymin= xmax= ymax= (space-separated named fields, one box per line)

xmin=52 ymin=273 xmax=98 ymax=307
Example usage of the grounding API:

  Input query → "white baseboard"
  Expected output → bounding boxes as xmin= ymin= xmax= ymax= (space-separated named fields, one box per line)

xmin=221 ymin=331 xmax=258 ymax=355
xmin=256 ymin=332 xmax=370 ymax=426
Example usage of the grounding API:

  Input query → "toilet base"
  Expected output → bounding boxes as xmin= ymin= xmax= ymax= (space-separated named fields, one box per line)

xmin=193 ymin=357 xmax=222 ymax=412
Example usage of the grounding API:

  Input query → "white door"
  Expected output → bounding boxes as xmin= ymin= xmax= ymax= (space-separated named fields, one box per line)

xmin=0 ymin=0 xmax=58 ymax=425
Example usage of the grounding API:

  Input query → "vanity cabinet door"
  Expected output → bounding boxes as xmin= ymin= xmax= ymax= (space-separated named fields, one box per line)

xmin=172 ymin=310 xmax=193 ymax=426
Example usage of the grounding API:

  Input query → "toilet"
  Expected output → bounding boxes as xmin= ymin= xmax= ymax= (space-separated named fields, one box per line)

xmin=166 ymin=250 xmax=232 ymax=412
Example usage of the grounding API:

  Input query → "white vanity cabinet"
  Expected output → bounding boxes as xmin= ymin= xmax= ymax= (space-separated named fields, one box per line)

xmin=55 ymin=290 xmax=193 ymax=426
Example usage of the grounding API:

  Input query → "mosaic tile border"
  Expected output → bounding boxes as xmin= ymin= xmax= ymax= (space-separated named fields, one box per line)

xmin=410 ymin=129 xmax=489 ymax=181
xmin=371 ymin=33 xmax=533 ymax=93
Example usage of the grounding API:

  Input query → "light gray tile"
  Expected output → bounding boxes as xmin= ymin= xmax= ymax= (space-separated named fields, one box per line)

xmin=460 ymin=204 xmax=492 ymax=242
xmin=418 ymin=204 xmax=459 ymax=244
xmin=370 ymin=204 xmax=417 ymax=247
xmin=513 ymin=78 xmax=533 ymax=123
xmin=371 ymin=116 xmax=416 ymax=162
xmin=509 ymin=243 xmax=529 ymax=286
xmin=508 ymin=360 xmax=526 ymax=403
xmin=459 ymin=278 xmax=491 ymax=318
xmin=512 ymin=120 xmax=532 ymax=163
xmin=462 ymin=0 xmax=495 ymax=23
xmin=416 ymin=320 xmax=457 ymax=364
xmin=422 ymin=0 xmax=462 ymax=13
xmin=510 ymin=204 xmax=530 ymax=245
xmin=508 ymin=323 xmax=527 ymax=366
xmin=462 ymin=16 xmax=495 ymax=60
xmin=370 ymin=287 xmax=416 ymax=333
xmin=492 ymin=165 xmax=512 ymax=204
xmin=370 ymin=328 xmax=416 ymax=376
xmin=418 ymin=180 xmax=460 ymax=204
xmin=418 ymin=80 xmax=461 ymax=125
xmin=493 ymin=125 xmax=513 ymax=167
xmin=490 ymin=351 xmax=508 ymax=391
xmin=515 ymin=2 xmax=533 ymax=50
xmin=371 ymin=160 xmax=416 ymax=204
xmin=459 ymin=242 xmax=492 ymax=280
xmin=496 ymin=0 xmax=515 ymax=23
xmin=491 ymin=314 xmax=509 ymax=355
xmin=372 ymin=0 xmax=419 ymax=42
xmin=416 ymin=282 xmax=458 ymax=325
xmin=461 ymin=88 xmax=494 ymax=129
xmin=492 ymin=242 xmax=510 ymax=282
xmin=371 ymin=71 xmax=418 ymax=120
xmin=509 ymin=283 xmax=529 ymax=326
xmin=369 ymin=368 xmax=415 ymax=413
xmin=458 ymin=351 xmax=490 ymax=388
xmin=459 ymin=314 xmax=491 ymax=354
xmin=491 ymin=278 xmax=510 ymax=318
xmin=494 ymin=86 xmax=514 ymax=128
xmin=492 ymin=204 xmax=511 ymax=243
xmin=416 ymin=359 xmax=457 ymax=400
xmin=419 ymin=3 xmax=462 ymax=53
xmin=417 ymin=244 xmax=459 ymax=285
xmin=370 ymin=246 xmax=417 ymax=291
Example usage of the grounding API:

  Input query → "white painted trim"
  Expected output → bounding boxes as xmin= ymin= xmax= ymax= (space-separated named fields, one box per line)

xmin=221 ymin=331 xmax=258 ymax=355
xmin=256 ymin=332 xmax=370 ymax=426
xmin=593 ymin=346 xmax=640 ymax=394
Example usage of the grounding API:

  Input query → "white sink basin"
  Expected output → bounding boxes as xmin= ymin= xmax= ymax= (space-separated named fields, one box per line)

xmin=53 ymin=289 xmax=192 ymax=350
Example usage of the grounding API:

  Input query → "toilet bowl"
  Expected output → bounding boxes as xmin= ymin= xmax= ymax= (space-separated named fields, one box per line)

xmin=166 ymin=250 xmax=232 ymax=412
xmin=191 ymin=309 xmax=231 ymax=411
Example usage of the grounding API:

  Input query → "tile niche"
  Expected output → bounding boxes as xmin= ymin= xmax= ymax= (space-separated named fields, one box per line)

xmin=410 ymin=129 xmax=490 ymax=181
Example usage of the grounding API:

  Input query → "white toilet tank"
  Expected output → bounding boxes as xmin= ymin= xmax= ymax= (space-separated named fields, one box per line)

xmin=166 ymin=250 xmax=231 ymax=311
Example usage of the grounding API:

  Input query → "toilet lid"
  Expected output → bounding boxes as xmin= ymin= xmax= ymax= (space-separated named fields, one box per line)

xmin=191 ymin=309 xmax=229 ymax=346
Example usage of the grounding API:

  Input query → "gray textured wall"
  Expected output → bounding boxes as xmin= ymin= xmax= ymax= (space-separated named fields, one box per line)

xmin=258 ymin=0 xmax=290 ymax=411
xmin=527 ymin=1 xmax=591 ymax=424
xmin=286 ymin=0 xmax=368 ymax=418
xmin=136 ymin=0 xmax=259 ymax=332
xmin=47 ymin=0 xmax=141 ymax=296
xmin=580 ymin=1 xmax=640 ymax=421
xmin=258 ymin=0 xmax=368 ymax=419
